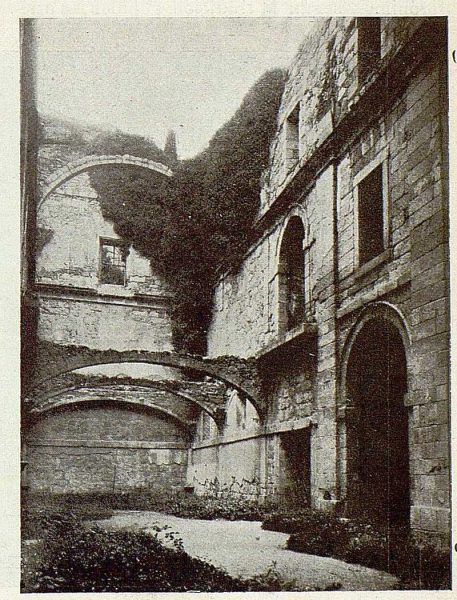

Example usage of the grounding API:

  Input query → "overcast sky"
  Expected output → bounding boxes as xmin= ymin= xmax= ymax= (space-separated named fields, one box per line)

xmin=34 ymin=18 xmax=316 ymax=158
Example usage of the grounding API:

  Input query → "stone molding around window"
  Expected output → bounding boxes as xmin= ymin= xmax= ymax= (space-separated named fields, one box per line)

xmin=99 ymin=237 xmax=129 ymax=286
xmin=353 ymin=148 xmax=390 ymax=271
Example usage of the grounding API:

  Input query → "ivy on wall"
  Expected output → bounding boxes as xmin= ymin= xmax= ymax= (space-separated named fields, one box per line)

xmin=89 ymin=69 xmax=286 ymax=354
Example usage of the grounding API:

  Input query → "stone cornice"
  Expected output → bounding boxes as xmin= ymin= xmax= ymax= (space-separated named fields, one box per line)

xmin=35 ymin=282 xmax=173 ymax=307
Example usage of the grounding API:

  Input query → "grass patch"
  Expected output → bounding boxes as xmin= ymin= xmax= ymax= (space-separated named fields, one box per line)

xmin=23 ymin=489 xmax=276 ymax=523
xmin=21 ymin=506 xmax=338 ymax=592
xmin=263 ymin=508 xmax=451 ymax=590
xmin=22 ymin=491 xmax=113 ymax=540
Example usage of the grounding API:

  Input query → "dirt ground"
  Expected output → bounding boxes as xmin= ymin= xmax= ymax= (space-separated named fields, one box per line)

xmin=97 ymin=510 xmax=399 ymax=591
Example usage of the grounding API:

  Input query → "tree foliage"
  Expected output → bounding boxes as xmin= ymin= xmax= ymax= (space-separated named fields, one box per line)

xmin=89 ymin=69 xmax=285 ymax=353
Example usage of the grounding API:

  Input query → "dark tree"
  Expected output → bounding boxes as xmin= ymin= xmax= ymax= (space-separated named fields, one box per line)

xmin=164 ymin=130 xmax=178 ymax=162
xmin=89 ymin=69 xmax=286 ymax=353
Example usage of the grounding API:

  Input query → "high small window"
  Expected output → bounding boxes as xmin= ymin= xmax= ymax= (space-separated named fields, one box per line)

xmin=358 ymin=164 xmax=384 ymax=265
xmin=99 ymin=238 xmax=128 ymax=285
xmin=285 ymin=103 xmax=300 ymax=171
xmin=357 ymin=17 xmax=381 ymax=85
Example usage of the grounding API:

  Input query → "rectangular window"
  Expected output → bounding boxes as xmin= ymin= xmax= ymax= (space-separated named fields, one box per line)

xmin=357 ymin=17 xmax=381 ymax=85
xmin=358 ymin=164 xmax=384 ymax=265
xmin=99 ymin=238 xmax=128 ymax=285
xmin=285 ymin=103 xmax=300 ymax=171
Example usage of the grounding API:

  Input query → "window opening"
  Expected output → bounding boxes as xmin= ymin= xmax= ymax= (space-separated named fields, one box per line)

xmin=99 ymin=238 xmax=128 ymax=285
xmin=358 ymin=163 xmax=384 ymax=265
xmin=285 ymin=103 xmax=300 ymax=172
xmin=279 ymin=217 xmax=306 ymax=333
xmin=357 ymin=17 xmax=381 ymax=85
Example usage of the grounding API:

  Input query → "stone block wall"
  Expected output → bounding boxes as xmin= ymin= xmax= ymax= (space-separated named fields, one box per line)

xmin=37 ymin=174 xmax=171 ymax=298
xmin=35 ymin=116 xmax=174 ymax=357
xmin=36 ymin=182 xmax=174 ymax=352
xmin=207 ymin=162 xmax=338 ymax=508
xmin=26 ymin=401 xmax=188 ymax=493
xmin=27 ymin=117 xmax=184 ymax=494
xmin=189 ymin=391 xmax=262 ymax=497
xmin=334 ymin=48 xmax=449 ymax=538
xmin=261 ymin=17 xmax=355 ymax=210
xmin=204 ymin=17 xmax=449 ymax=541
xmin=208 ymin=165 xmax=335 ymax=358
xmin=188 ymin=437 xmax=262 ymax=499
xmin=38 ymin=295 xmax=172 ymax=352
xmin=261 ymin=17 xmax=427 ymax=216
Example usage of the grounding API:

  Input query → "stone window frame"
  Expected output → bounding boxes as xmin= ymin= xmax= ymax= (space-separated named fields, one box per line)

xmin=284 ymin=102 xmax=301 ymax=175
xmin=353 ymin=148 xmax=390 ymax=273
xmin=356 ymin=17 xmax=382 ymax=87
xmin=98 ymin=237 xmax=129 ymax=286
xmin=277 ymin=215 xmax=308 ymax=334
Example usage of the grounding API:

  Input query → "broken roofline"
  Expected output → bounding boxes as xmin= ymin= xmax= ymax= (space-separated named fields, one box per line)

xmin=213 ymin=17 xmax=447 ymax=282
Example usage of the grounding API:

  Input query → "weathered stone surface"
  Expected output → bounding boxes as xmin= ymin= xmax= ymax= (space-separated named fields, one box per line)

xmin=26 ymin=19 xmax=449 ymax=545
xmin=204 ymin=17 xmax=449 ymax=542
xmin=40 ymin=154 xmax=172 ymax=206
xmin=26 ymin=404 xmax=188 ymax=493
xmin=27 ymin=121 xmax=186 ymax=494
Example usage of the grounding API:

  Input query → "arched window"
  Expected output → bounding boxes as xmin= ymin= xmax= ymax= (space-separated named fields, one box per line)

xmin=278 ymin=216 xmax=306 ymax=332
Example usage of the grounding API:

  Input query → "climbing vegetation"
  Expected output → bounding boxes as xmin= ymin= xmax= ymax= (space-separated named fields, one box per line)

xmin=89 ymin=69 xmax=285 ymax=353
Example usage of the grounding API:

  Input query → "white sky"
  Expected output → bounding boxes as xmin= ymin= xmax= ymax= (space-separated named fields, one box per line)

xmin=34 ymin=17 xmax=316 ymax=158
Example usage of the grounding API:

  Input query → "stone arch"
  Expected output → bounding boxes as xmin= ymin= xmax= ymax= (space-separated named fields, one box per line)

xmin=29 ymin=379 xmax=222 ymax=427
xmin=339 ymin=301 xmax=412 ymax=400
xmin=28 ymin=343 xmax=263 ymax=417
xmin=277 ymin=214 xmax=307 ymax=333
xmin=274 ymin=204 xmax=309 ymax=260
xmin=31 ymin=393 xmax=195 ymax=430
xmin=39 ymin=154 xmax=173 ymax=209
xmin=339 ymin=301 xmax=411 ymax=529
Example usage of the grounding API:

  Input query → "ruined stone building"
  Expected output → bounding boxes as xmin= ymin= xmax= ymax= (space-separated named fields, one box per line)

xmin=22 ymin=17 xmax=449 ymax=544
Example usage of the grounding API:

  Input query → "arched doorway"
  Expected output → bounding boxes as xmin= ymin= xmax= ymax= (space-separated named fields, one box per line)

xmin=345 ymin=317 xmax=410 ymax=529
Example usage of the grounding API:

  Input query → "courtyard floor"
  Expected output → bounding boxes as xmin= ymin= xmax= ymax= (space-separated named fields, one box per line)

xmin=96 ymin=510 xmax=399 ymax=591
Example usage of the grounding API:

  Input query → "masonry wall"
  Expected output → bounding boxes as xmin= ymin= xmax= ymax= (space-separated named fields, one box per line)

xmin=36 ymin=170 xmax=173 ymax=352
xmin=27 ymin=400 xmax=188 ymax=493
xmin=334 ymin=49 xmax=449 ymax=539
xmin=207 ymin=163 xmax=338 ymax=507
xmin=204 ymin=17 xmax=449 ymax=540
xmin=28 ymin=120 xmax=184 ymax=494
xmin=188 ymin=392 xmax=263 ymax=497
xmin=261 ymin=17 xmax=426 ymax=216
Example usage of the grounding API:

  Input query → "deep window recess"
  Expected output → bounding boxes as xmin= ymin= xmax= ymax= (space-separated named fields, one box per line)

xmin=285 ymin=103 xmax=300 ymax=171
xmin=279 ymin=216 xmax=306 ymax=332
xmin=357 ymin=17 xmax=381 ymax=84
xmin=99 ymin=238 xmax=128 ymax=285
xmin=358 ymin=163 xmax=384 ymax=265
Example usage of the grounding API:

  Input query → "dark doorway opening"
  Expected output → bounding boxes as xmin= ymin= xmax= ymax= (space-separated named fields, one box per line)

xmin=279 ymin=427 xmax=311 ymax=506
xmin=346 ymin=318 xmax=410 ymax=530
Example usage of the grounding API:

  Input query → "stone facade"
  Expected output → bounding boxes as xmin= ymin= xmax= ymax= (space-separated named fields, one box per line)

xmin=25 ymin=119 xmax=188 ymax=492
xmin=36 ymin=171 xmax=174 ymax=353
xmin=203 ymin=17 xmax=449 ymax=542
xmin=23 ymin=18 xmax=449 ymax=545
xmin=27 ymin=401 xmax=188 ymax=493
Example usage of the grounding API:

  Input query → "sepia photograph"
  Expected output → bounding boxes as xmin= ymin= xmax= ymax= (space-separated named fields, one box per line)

xmin=17 ymin=6 xmax=452 ymax=595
